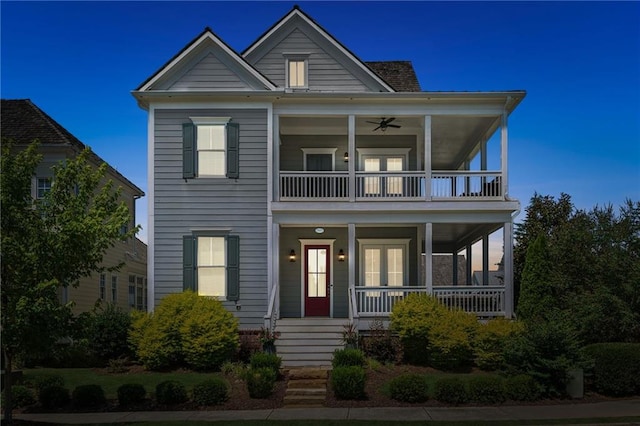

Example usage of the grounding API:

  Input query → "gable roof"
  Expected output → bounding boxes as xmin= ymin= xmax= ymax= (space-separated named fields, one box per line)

xmin=242 ymin=6 xmax=396 ymax=92
xmin=1 ymin=99 xmax=144 ymax=196
xmin=136 ymin=27 xmax=276 ymax=92
xmin=365 ymin=61 xmax=422 ymax=92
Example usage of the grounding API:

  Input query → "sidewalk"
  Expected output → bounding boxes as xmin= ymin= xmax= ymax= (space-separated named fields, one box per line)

xmin=11 ymin=399 xmax=640 ymax=424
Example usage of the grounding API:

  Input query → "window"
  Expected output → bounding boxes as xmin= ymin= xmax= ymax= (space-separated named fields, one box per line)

xmin=37 ymin=177 xmax=52 ymax=199
xmin=128 ymin=275 xmax=136 ymax=307
xmin=99 ymin=273 xmax=106 ymax=300
xmin=183 ymin=118 xmax=239 ymax=180
xmin=111 ymin=275 xmax=118 ymax=302
xmin=359 ymin=239 xmax=409 ymax=294
xmin=287 ymin=59 xmax=307 ymax=88
xmin=183 ymin=234 xmax=240 ymax=301
xmin=358 ymin=148 xmax=411 ymax=197
xmin=136 ymin=276 xmax=144 ymax=310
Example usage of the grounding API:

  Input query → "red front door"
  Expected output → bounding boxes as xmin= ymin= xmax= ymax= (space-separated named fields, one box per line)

xmin=304 ymin=245 xmax=330 ymax=316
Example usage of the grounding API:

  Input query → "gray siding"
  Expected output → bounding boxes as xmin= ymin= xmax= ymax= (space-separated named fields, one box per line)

xmin=153 ymin=108 xmax=268 ymax=328
xmin=169 ymin=53 xmax=253 ymax=91
xmin=253 ymin=28 xmax=370 ymax=92
xmin=279 ymin=227 xmax=349 ymax=318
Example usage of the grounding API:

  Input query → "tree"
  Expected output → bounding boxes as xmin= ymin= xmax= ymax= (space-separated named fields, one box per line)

xmin=517 ymin=234 xmax=558 ymax=321
xmin=1 ymin=140 xmax=138 ymax=423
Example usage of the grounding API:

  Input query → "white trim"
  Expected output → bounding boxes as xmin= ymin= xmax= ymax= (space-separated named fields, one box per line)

xmin=189 ymin=116 xmax=231 ymax=125
xmin=139 ymin=32 xmax=276 ymax=92
xmin=147 ymin=105 xmax=155 ymax=312
xmin=357 ymin=238 xmax=410 ymax=287
xmin=298 ymin=238 xmax=335 ymax=318
xmin=301 ymin=147 xmax=337 ymax=171
xmin=284 ymin=55 xmax=309 ymax=89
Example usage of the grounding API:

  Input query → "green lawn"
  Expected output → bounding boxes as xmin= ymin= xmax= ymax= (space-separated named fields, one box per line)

xmin=22 ymin=368 xmax=224 ymax=398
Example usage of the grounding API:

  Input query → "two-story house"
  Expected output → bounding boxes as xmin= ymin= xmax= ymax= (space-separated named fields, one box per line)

xmin=133 ymin=6 xmax=525 ymax=366
xmin=1 ymin=99 xmax=148 ymax=315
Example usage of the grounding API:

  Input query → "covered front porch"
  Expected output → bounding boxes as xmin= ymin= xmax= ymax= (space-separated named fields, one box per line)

xmin=265 ymin=219 xmax=514 ymax=330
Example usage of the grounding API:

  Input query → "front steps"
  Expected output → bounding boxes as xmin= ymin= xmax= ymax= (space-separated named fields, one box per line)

xmin=275 ymin=318 xmax=346 ymax=367
xmin=283 ymin=368 xmax=328 ymax=408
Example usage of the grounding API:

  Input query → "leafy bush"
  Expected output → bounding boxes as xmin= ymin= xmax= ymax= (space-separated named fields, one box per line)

xmin=467 ymin=375 xmax=505 ymax=404
xmin=221 ymin=361 xmax=248 ymax=378
xmin=584 ymin=343 xmax=640 ymax=396
xmin=236 ymin=330 xmax=262 ymax=363
xmin=505 ymin=375 xmax=541 ymax=401
xmin=360 ymin=318 xmax=402 ymax=364
xmin=33 ymin=374 xmax=65 ymax=394
xmin=433 ymin=377 xmax=469 ymax=405
xmin=155 ymin=380 xmax=188 ymax=405
xmin=193 ymin=378 xmax=229 ymax=405
xmin=332 ymin=348 xmax=366 ymax=368
xmin=106 ymin=357 xmax=129 ymax=374
xmin=331 ymin=366 xmax=366 ymax=400
xmin=87 ymin=303 xmax=132 ymax=362
xmin=474 ymin=318 xmax=524 ymax=371
xmin=1 ymin=385 xmax=36 ymax=408
xmin=246 ymin=367 xmax=276 ymax=399
xmin=387 ymin=374 xmax=429 ymax=403
xmin=249 ymin=352 xmax=282 ymax=376
xmin=428 ymin=311 xmax=478 ymax=371
xmin=130 ymin=291 xmax=239 ymax=370
xmin=72 ymin=384 xmax=106 ymax=408
xmin=39 ymin=385 xmax=70 ymax=409
xmin=117 ymin=383 xmax=147 ymax=406
xmin=390 ymin=293 xmax=442 ymax=365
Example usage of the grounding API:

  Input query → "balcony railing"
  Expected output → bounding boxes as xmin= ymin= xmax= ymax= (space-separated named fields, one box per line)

xmin=354 ymin=285 xmax=506 ymax=317
xmin=279 ymin=171 xmax=502 ymax=201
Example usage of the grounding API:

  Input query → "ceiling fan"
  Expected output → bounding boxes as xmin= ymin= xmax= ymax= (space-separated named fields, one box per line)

xmin=367 ymin=117 xmax=401 ymax=132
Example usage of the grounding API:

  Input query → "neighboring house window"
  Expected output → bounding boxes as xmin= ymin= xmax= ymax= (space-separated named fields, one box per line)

xmin=99 ymin=273 xmax=106 ymax=300
xmin=182 ymin=118 xmax=239 ymax=180
xmin=128 ymin=275 xmax=136 ymax=307
xmin=37 ymin=177 xmax=52 ymax=199
xmin=359 ymin=239 xmax=409 ymax=295
xmin=183 ymin=234 xmax=240 ymax=301
xmin=136 ymin=276 xmax=144 ymax=310
xmin=111 ymin=275 xmax=118 ymax=302
xmin=287 ymin=59 xmax=307 ymax=88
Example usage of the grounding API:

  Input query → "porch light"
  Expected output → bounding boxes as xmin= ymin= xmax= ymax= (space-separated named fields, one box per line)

xmin=289 ymin=249 xmax=296 ymax=262
xmin=338 ymin=249 xmax=345 ymax=262
xmin=343 ymin=152 xmax=349 ymax=162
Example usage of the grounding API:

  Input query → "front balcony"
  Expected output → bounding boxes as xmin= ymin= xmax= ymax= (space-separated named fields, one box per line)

xmin=279 ymin=170 xmax=503 ymax=201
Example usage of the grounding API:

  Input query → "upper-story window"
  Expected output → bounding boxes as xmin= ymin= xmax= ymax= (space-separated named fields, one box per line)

xmin=183 ymin=117 xmax=239 ymax=180
xmin=285 ymin=55 xmax=309 ymax=89
xmin=37 ymin=177 xmax=52 ymax=199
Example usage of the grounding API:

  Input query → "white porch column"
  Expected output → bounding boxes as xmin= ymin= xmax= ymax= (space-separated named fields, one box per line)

xmin=425 ymin=223 xmax=433 ymax=293
xmin=424 ymin=115 xmax=432 ymax=201
xmin=504 ymin=221 xmax=514 ymax=318
xmin=501 ymin=105 xmax=509 ymax=198
xmin=272 ymin=222 xmax=280 ymax=318
xmin=348 ymin=115 xmax=356 ymax=202
xmin=482 ymin=235 xmax=489 ymax=285
xmin=273 ymin=114 xmax=280 ymax=201
xmin=452 ymin=249 xmax=458 ymax=286
xmin=348 ymin=223 xmax=356 ymax=289
xmin=466 ymin=244 xmax=473 ymax=285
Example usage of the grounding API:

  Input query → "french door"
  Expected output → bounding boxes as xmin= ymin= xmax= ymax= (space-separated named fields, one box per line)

xmin=363 ymin=156 xmax=405 ymax=196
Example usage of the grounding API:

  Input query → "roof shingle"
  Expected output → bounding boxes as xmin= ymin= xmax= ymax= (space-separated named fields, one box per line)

xmin=365 ymin=61 xmax=422 ymax=92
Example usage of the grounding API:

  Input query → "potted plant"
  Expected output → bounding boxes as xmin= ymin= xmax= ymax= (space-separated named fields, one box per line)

xmin=341 ymin=323 xmax=359 ymax=349
xmin=258 ymin=327 xmax=280 ymax=354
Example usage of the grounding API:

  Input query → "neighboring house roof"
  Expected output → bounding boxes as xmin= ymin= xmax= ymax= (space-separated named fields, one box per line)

xmin=365 ymin=61 xmax=422 ymax=92
xmin=1 ymin=99 xmax=144 ymax=196
xmin=241 ymin=5 xmax=397 ymax=92
xmin=135 ymin=27 xmax=277 ymax=92
xmin=472 ymin=271 xmax=504 ymax=286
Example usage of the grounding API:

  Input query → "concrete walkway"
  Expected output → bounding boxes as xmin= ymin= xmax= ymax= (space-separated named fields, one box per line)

xmin=11 ymin=399 xmax=640 ymax=424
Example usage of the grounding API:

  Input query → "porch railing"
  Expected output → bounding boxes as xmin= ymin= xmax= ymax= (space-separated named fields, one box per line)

xmin=355 ymin=285 xmax=506 ymax=317
xmin=280 ymin=172 xmax=349 ymax=200
xmin=432 ymin=171 xmax=502 ymax=199
xmin=355 ymin=171 xmax=424 ymax=199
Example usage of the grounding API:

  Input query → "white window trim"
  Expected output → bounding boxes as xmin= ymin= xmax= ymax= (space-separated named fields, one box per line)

xmin=356 ymin=148 xmax=411 ymax=171
xmin=284 ymin=54 xmax=309 ymax=89
xmin=189 ymin=117 xmax=231 ymax=125
xmin=357 ymin=238 xmax=410 ymax=287
xmin=301 ymin=147 xmax=337 ymax=171
xmin=299 ymin=238 xmax=335 ymax=318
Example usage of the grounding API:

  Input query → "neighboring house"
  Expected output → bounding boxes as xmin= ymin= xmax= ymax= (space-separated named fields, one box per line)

xmin=133 ymin=6 xmax=524 ymax=365
xmin=1 ymin=99 xmax=147 ymax=315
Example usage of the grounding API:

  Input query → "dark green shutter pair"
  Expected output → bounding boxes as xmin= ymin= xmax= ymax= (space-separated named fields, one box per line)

xmin=183 ymin=235 xmax=240 ymax=301
xmin=183 ymin=122 xmax=239 ymax=179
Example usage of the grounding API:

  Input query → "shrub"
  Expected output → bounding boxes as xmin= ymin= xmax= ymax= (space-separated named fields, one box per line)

xmin=221 ymin=361 xmax=248 ymax=378
xmin=39 ymin=385 xmax=70 ymax=409
xmin=117 ymin=383 xmax=147 ymax=406
xmin=33 ymin=374 xmax=65 ymax=394
xmin=72 ymin=384 xmax=106 ymax=408
xmin=390 ymin=293 xmax=442 ymax=365
xmin=387 ymin=374 xmax=429 ymax=403
xmin=467 ymin=375 xmax=505 ymax=404
xmin=130 ymin=291 xmax=239 ymax=370
xmin=193 ymin=378 xmax=229 ymax=405
xmin=249 ymin=352 xmax=282 ymax=376
xmin=433 ymin=377 xmax=469 ymax=405
xmin=474 ymin=318 xmax=524 ymax=371
xmin=332 ymin=348 xmax=366 ymax=368
xmin=505 ymin=375 xmax=541 ymax=401
xmin=246 ymin=367 xmax=276 ymax=399
xmin=428 ymin=311 xmax=478 ymax=371
xmin=236 ymin=330 xmax=262 ymax=363
xmin=331 ymin=366 xmax=366 ymax=400
xmin=584 ymin=343 xmax=640 ymax=396
xmin=155 ymin=380 xmax=188 ymax=405
xmin=1 ymin=385 xmax=36 ymax=408
xmin=87 ymin=303 xmax=132 ymax=362
xmin=361 ymin=318 xmax=403 ymax=364
xmin=106 ymin=357 xmax=130 ymax=374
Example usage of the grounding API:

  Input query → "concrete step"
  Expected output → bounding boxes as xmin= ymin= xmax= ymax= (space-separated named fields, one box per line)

xmin=276 ymin=338 xmax=343 ymax=347
xmin=276 ymin=345 xmax=338 ymax=354
xmin=279 ymin=352 xmax=334 ymax=362
xmin=276 ymin=332 xmax=342 ymax=340
xmin=288 ymin=368 xmax=329 ymax=380
xmin=285 ymin=388 xmax=327 ymax=397
xmin=285 ymin=359 xmax=332 ymax=367
xmin=276 ymin=324 xmax=347 ymax=333
xmin=277 ymin=318 xmax=346 ymax=326
xmin=287 ymin=378 xmax=327 ymax=389
xmin=283 ymin=394 xmax=326 ymax=407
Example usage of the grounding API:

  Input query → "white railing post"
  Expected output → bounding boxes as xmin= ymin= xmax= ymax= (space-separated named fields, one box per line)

xmin=425 ymin=223 xmax=433 ymax=294
xmin=348 ymin=115 xmax=356 ymax=202
xmin=424 ymin=115 xmax=432 ymax=201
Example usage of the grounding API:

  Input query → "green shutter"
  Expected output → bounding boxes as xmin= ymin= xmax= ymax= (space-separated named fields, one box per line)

xmin=183 ymin=235 xmax=196 ymax=292
xmin=226 ymin=122 xmax=239 ymax=179
xmin=183 ymin=123 xmax=195 ymax=179
xmin=226 ymin=235 xmax=240 ymax=301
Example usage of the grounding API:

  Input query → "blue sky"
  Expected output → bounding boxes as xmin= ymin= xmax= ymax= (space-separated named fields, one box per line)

xmin=2 ymin=1 xmax=639 ymax=245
